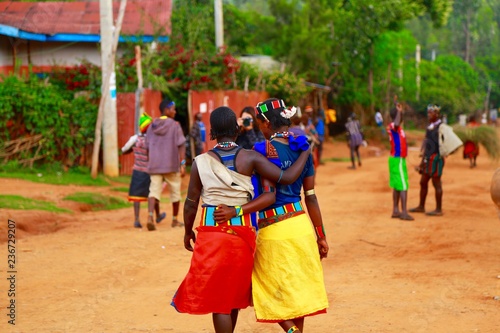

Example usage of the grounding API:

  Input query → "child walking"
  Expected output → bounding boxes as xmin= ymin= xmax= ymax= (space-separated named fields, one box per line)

xmin=121 ymin=113 xmax=165 ymax=228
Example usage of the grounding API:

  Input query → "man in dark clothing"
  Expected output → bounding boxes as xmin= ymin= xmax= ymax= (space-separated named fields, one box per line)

xmin=145 ymin=100 xmax=186 ymax=230
xmin=410 ymin=104 xmax=444 ymax=216
xmin=189 ymin=113 xmax=206 ymax=157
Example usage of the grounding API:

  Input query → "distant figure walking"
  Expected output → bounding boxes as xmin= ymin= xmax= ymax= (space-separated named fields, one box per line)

xmin=463 ymin=115 xmax=480 ymax=168
xmin=121 ymin=113 xmax=165 ymax=228
xmin=345 ymin=113 xmax=363 ymax=169
xmin=145 ymin=100 xmax=186 ymax=230
xmin=375 ymin=108 xmax=385 ymax=136
xmin=189 ymin=112 xmax=207 ymax=157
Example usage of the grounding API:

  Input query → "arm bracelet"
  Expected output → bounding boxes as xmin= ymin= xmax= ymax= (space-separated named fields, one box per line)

xmin=277 ymin=169 xmax=284 ymax=184
xmin=315 ymin=225 xmax=326 ymax=239
xmin=305 ymin=189 xmax=315 ymax=196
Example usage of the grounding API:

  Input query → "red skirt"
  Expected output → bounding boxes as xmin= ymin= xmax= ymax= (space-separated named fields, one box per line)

xmin=463 ymin=141 xmax=479 ymax=159
xmin=171 ymin=225 xmax=256 ymax=314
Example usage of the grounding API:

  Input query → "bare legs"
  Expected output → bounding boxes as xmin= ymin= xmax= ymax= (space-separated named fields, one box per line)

xmin=410 ymin=173 xmax=443 ymax=216
xmin=393 ymin=190 xmax=413 ymax=220
xmin=212 ymin=310 xmax=239 ymax=333
xmin=133 ymin=202 xmax=142 ymax=228
xmin=348 ymin=145 xmax=361 ymax=169
xmin=146 ymin=197 xmax=164 ymax=230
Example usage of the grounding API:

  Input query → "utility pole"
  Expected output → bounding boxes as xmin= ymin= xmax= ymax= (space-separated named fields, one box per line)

xmin=92 ymin=0 xmax=126 ymax=178
xmin=99 ymin=0 xmax=119 ymax=177
xmin=214 ymin=0 xmax=224 ymax=49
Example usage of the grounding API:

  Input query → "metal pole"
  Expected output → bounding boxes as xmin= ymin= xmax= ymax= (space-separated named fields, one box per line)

xmin=100 ymin=0 xmax=119 ymax=177
xmin=214 ymin=0 xmax=224 ymax=49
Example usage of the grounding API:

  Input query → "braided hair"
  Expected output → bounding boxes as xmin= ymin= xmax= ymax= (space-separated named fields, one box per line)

xmin=209 ymin=106 xmax=240 ymax=140
xmin=256 ymin=98 xmax=292 ymax=130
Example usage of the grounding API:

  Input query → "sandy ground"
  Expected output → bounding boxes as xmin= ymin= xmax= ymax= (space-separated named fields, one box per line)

xmin=1 ymin=135 xmax=500 ymax=333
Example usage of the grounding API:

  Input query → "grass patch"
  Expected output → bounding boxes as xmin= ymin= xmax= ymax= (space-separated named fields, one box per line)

xmin=63 ymin=192 xmax=129 ymax=211
xmin=0 ymin=162 xmax=109 ymax=186
xmin=107 ymin=175 xmax=131 ymax=185
xmin=0 ymin=172 xmax=109 ymax=186
xmin=0 ymin=195 xmax=71 ymax=213
xmin=111 ymin=187 xmax=129 ymax=193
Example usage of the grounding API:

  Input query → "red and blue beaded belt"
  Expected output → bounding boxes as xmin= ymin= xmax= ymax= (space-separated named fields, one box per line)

xmin=258 ymin=201 xmax=305 ymax=229
xmin=200 ymin=206 xmax=257 ymax=227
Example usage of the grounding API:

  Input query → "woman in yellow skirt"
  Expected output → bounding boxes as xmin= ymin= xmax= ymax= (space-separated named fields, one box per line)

xmin=252 ymin=98 xmax=329 ymax=333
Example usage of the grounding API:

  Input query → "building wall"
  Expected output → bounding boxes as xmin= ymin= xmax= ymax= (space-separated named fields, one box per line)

xmin=0 ymin=36 xmax=127 ymax=74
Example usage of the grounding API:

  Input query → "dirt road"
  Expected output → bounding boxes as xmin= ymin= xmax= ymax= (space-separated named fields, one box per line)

xmin=1 ymin=137 xmax=499 ymax=333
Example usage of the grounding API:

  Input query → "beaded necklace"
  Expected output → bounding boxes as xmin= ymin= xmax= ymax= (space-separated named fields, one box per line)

xmin=270 ymin=131 xmax=290 ymax=141
xmin=214 ymin=141 xmax=238 ymax=149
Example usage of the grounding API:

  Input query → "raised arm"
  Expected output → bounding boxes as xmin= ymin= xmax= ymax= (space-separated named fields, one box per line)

xmin=394 ymin=103 xmax=402 ymax=130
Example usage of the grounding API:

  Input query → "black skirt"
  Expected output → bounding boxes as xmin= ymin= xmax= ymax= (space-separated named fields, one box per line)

xmin=128 ymin=170 xmax=151 ymax=202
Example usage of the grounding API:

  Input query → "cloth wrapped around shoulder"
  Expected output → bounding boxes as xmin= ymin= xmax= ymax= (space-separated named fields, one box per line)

xmin=195 ymin=153 xmax=254 ymax=206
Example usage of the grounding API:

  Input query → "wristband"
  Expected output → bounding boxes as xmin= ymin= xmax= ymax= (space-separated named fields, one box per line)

xmin=180 ymin=159 xmax=186 ymax=166
xmin=287 ymin=326 xmax=299 ymax=333
xmin=315 ymin=225 xmax=326 ymax=239
xmin=262 ymin=186 xmax=275 ymax=193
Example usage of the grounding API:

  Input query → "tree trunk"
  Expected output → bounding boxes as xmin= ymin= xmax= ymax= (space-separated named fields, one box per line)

xmin=464 ymin=9 xmax=472 ymax=64
xmin=367 ymin=44 xmax=374 ymax=124
xmin=385 ymin=62 xmax=392 ymax=114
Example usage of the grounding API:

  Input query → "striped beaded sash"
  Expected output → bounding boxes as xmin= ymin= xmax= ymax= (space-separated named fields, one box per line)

xmin=257 ymin=201 xmax=305 ymax=229
xmin=200 ymin=206 xmax=257 ymax=227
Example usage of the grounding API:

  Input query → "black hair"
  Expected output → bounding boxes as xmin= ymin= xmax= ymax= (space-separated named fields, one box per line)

xmin=241 ymin=106 xmax=263 ymax=131
xmin=210 ymin=106 xmax=239 ymax=140
xmin=255 ymin=98 xmax=291 ymax=129
xmin=240 ymin=106 xmax=256 ymax=119
xmin=159 ymin=99 xmax=173 ymax=114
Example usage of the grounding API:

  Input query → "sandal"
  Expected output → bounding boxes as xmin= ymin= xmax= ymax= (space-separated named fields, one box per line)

xmin=391 ymin=213 xmax=401 ymax=218
xmin=399 ymin=214 xmax=415 ymax=221
xmin=146 ymin=221 xmax=156 ymax=231
xmin=156 ymin=212 xmax=166 ymax=224
xmin=409 ymin=207 xmax=425 ymax=213
xmin=426 ymin=210 xmax=443 ymax=216
xmin=171 ymin=219 xmax=184 ymax=228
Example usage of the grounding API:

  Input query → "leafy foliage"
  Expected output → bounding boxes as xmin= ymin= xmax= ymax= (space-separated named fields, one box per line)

xmin=0 ymin=74 xmax=97 ymax=165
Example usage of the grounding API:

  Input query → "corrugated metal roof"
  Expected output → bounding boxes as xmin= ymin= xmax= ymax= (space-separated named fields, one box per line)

xmin=0 ymin=0 xmax=171 ymax=41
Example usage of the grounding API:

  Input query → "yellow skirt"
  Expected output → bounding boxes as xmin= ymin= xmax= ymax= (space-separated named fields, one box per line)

xmin=252 ymin=213 xmax=328 ymax=322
